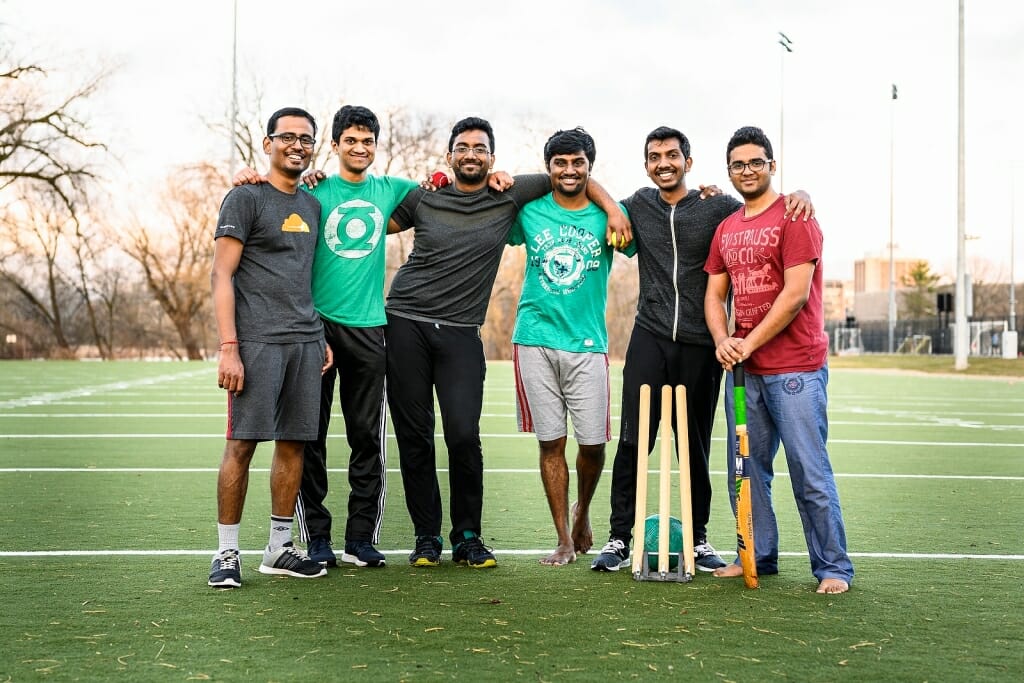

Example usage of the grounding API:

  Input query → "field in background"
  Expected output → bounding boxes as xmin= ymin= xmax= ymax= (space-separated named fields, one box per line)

xmin=1 ymin=360 xmax=1021 ymax=681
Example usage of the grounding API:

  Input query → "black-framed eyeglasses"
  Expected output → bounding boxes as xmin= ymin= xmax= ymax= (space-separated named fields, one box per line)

xmin=728 ymin=158 xmax=771 ymax=175
xmin=452 ymin=145 xmax=491 ymax=157
xmin=269 ymin=132 xmax=316 ymax=148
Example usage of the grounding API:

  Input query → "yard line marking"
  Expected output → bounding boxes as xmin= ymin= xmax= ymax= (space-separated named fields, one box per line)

xmin=1 ymin=549 xmax=1021 ymax=560
xmin=0 ymin=369 xmax=211 ymax=409
xmin=3 ymin=467 xmax=1022 ymax=480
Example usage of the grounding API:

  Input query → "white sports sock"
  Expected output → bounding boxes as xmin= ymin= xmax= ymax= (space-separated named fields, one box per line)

xmin=217 ymin=523 xmax=240 ymax=553
xmin=268 ymin=515 xmax=293 ymax=551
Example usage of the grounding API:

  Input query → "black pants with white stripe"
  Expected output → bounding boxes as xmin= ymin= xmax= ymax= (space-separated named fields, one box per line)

xmin=607 ymin=325 xmax=722 ymax=545
xmin=385 ymin=313 xmax=486 ymax=548
xmin=297 ymin=320 xmax=387 ymax=545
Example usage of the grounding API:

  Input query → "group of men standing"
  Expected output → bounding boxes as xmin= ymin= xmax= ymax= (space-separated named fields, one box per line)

xmin=207 ymin=104 xmax=853 ymax=596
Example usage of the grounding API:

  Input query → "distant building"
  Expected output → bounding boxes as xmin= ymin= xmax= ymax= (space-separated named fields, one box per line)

xmin=823 ymin=279 xmax=853 ymax=322
xmin=853 ymin=252 xmax=921 ymax=320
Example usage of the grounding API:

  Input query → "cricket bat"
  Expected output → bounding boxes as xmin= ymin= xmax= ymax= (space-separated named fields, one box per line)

xmin=733 ymin=364 xmax=759 ymax=589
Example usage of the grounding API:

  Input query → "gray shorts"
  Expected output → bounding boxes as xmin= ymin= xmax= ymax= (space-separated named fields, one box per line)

xmin=513 ymin=344 xmax=610 ymax=445
xmin=225 ymin=339 xmax=325 ymax=442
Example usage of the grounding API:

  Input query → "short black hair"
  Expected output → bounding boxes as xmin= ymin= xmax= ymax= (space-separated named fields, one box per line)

xmin=644 ymin=126 xmax=690 ymax=160
xmin=727 ymin=126 xmax=774 ymax=161
xmin=448 ymin=116 xmax=495 ymax=152
xmin=266 ymin=107 xmax=317 ymax=137
xmin=543 ymin=127 xmax=596 ymax=167
xmin=332 ymin=105 xmax=380 ymax=143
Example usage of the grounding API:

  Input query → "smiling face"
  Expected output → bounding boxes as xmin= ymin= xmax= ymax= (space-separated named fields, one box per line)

xmin=727 ymin=142 xmax=775 ymax=201
xmin=264 ymin=115 xmax=315 ymax=179
xmin=332 ymin=124 xmax=376 ymax=179
xmin=548 ymin=150 xmax=590 ymax=199
xmin=645 ymin=137 xmax=692 ymax=194
xmin=446 ymin=129 xmax=493 ymax=187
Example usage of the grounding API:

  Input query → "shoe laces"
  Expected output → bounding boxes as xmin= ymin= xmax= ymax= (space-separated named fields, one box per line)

xmin=414 ymin=536 xmax=439 ymax=555
xmin=599 ymin=538 xmax=627 ymax=555
xmin=460 ymin=535 xmax=491 ymax=554
xmin=217 ymin=551 xmax=239 ymax=569
xmin=694 ymin=541 xmax=714 ymax=554
xmin=281 ymin=544 xmax=308 ymax=559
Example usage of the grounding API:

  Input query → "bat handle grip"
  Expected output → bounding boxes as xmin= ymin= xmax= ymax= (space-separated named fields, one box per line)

xmin=734 ymin=363 xmax=744 ymax=387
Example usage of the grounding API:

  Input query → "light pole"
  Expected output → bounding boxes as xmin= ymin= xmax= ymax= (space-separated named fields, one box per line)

xmin=228 ymin=0 xmax=239 ymax=174
xmin=1011 ymin=166 xmax=1017 ymax=334
xmin=887 ymin=84 xmax=898 ymax=354
xmin=778 ymin=32 xmax=793 ymax=192
xmin=954 ymin=0 xmax=969 ymax=369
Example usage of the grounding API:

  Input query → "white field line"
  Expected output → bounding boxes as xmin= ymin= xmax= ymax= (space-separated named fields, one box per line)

xmin=2 ymin=467 xmax=1021 ymax=480
xmin=1 ymin=549 xmax=1021 ymax=561
xmin=3 ymin=434 xmax=1023 ymax=448
xmin=0 ymin=369 xmax=211 ymax=409
xmin=4 ymin=413 xmax=1024 ymax=430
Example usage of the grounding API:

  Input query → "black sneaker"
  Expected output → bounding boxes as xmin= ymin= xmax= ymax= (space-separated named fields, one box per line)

xmin=694 ymin=539 xmax=727 ymax=572
xmin=208 ymin=549 xmax=241 ymax=588
xmin=452 ymin=533 xmax=497 ymax=568
xmin=409 ymin=535 xmax=443 ymax=567
xmin=258 ymin=542 xmax=327 ymax=578
xmin=590 ymin=537 xmax=629 ymax=572
xmin=307 ymin=537 xmax=337 ymax=567
xmin=342 ymin=540 xmax=386 ymax=568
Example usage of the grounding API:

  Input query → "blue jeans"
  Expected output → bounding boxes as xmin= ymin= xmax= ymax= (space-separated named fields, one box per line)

xmin=723 ymin=366 xmax=853 ymax=584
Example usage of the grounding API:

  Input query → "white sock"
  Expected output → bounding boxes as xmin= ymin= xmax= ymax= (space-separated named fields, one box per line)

xmin=269 ymin=515 xmax=293 ymax=551
xmin=217 ymin=523 xmax=240 ymax=554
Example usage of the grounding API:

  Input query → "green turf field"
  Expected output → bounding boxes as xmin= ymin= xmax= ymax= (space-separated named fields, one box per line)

xmin=1 ymin=360 xmax=1022 ymax=681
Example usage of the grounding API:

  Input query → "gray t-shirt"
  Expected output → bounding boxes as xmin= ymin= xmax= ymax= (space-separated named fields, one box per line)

xmin=622 ymin=188 xmax=741 ymax=346
xmin=214 ymin=183 xmax=323 ymax=342
xmin=386 ymin=173 xmax=551 ymax=326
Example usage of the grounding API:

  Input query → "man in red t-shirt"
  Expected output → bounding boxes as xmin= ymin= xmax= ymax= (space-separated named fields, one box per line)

xmin=704 ymin=126 xmax=853 ymax=595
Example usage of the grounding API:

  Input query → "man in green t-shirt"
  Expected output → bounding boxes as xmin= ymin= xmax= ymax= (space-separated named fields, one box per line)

xmin=508 ymin=128 xmax=635 ymax=566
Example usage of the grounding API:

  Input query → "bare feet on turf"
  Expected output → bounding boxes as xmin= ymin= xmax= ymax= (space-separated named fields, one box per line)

xmin=817 ymin=578 xmax=850 ymax=594
xmin=540 ymin=544 xmax=576 ymax=566
xmin=713 ymin=563 xmax=744 ymax=578
xmin=570 ymin=501 xmax=593 ymax=554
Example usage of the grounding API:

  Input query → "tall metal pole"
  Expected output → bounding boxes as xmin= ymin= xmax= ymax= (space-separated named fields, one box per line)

xmin=1011 ymin=166 xmax=1017 ymax=333
xmin=778 ymin=32 xmax=793 ymax=193
xmin=954 ymin=0 xmax=969 ymax=369
xmin=228 ymin=0 xmax=239 ymax=174
xmin=888 ymin=84 xmax=898 ymax=354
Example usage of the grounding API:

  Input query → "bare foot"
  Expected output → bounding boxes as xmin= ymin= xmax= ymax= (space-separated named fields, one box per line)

xmin=713 ymin=563 xmax=744 ymax=578
xmin=570 ymin=501 xmax=593 ymax=553
xmin=540 ymin=545 xmax=576 ymax=566
xmin=816 ymin=578 xmax=850 ymax=594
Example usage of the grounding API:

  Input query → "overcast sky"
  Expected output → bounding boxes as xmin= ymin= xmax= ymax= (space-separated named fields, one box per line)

xmin=4 ymin=0 xmax=1022 ymax=283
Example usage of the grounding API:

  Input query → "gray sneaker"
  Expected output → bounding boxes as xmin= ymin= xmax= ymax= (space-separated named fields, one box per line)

xmin=694 ymin=540 xmax=727 ymax=572
xmin=208 ymin=549 xmax=241 ymax=588
xmin=258 ymin=542 xmax=327 ymax=578
xmin=590 ymin=538 xmax=630 ymax=572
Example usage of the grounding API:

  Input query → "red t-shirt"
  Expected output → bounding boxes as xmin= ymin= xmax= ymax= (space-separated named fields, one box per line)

xmin=704 ymin=195 xmax=828 ymax=374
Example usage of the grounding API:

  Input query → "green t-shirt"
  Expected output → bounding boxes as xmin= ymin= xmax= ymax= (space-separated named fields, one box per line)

xmin=509 ymin=194 xmax=633 ymax=353
xmin=308 ymin=174 xmax=417 ymax=327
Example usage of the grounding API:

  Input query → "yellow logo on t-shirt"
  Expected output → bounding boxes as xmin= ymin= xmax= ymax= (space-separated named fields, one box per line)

xmin=281 ymin=214 xmax=310 ymax=233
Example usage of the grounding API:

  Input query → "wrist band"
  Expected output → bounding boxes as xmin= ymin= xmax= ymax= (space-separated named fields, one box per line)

xmin=219 ymin=340 xmax=238 ymax=347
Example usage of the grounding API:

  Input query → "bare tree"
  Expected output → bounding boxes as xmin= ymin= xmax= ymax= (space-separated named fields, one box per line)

xmin=122 ymin=163 xmax=222 ymax=360
xmin=0 ymin=53 xmax=108 ymax=213
xmin=0 ymin=186 xmax=89 ymax=357
xmin=606 ymin=255 xmax=639 ymax=360
xmin=378 ymin=106 xmax=449 ymax=283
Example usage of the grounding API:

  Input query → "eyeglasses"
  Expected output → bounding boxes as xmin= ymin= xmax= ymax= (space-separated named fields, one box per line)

xmin=728 ymin=158 xmax=771 ymax=175
xmin=269 ymin=132 xmax=316 ymax=148
xmin=452 ymin=145 xmax=491 ymax=157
